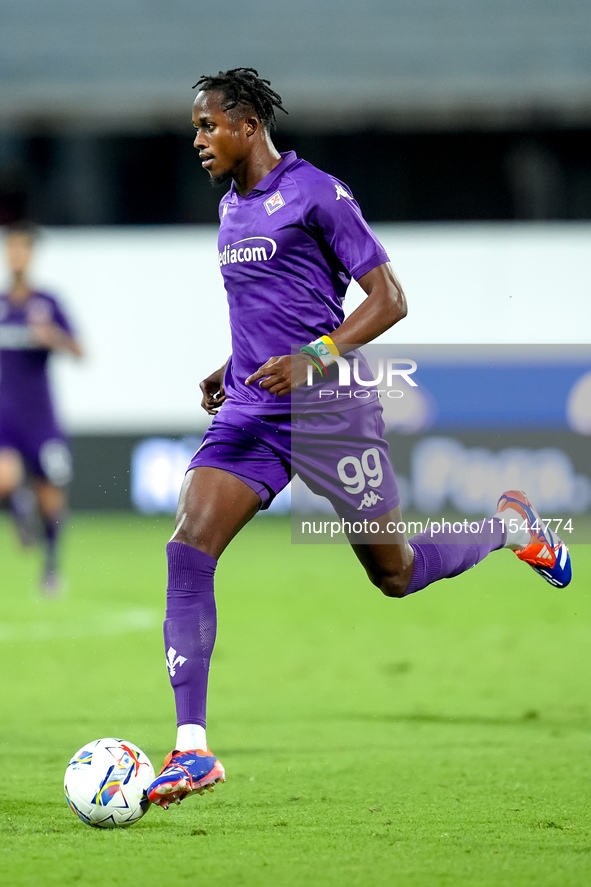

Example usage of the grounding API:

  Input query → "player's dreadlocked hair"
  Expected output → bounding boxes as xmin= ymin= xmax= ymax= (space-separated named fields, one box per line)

xmin=192 ymin=67 xmax=288 ymax=132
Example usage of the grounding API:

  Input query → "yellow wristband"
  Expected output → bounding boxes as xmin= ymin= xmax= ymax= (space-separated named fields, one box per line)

xmin=318 ymin=335 xmax=340 ymax=357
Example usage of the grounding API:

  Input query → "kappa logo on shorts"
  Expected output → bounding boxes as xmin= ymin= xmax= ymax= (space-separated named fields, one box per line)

xmin=264 ymin=190 xmax=285 ymax=215
xmin=357 ymin=491 xmax=384 ymax=510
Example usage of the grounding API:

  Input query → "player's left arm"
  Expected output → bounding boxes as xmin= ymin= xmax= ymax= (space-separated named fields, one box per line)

xmin=330 ymin=261 xmax=407 ymax=351
xmin=246 ymin=261 xmax=406 ymax=396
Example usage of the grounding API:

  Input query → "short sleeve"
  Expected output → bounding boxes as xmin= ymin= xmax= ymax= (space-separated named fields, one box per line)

xmin=305 ymin=175 xmax=390 ymax=280
xmin=50 ymin=296 xmax=75 ymax=337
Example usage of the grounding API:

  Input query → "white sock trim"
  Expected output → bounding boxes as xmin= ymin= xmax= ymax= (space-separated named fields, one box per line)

xmin=495 ymin=506 xmax=531 ymax=550
xmin=176 ymin=724 xmax=207 ymax=752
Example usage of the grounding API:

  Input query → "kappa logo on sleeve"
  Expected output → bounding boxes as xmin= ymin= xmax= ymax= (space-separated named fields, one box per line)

xmin=335 ymin=183 xmax=354 ymax=201
xmin=264 ymin=190 xmax=285 ymax=215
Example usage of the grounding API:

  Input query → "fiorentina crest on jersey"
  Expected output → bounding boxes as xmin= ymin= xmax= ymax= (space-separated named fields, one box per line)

xmin=264 ymin=190 xmax=285 ymax=215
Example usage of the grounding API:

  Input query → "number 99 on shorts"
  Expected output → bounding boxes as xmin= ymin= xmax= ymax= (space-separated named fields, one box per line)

xmin=336 ymin=447 xmax=383 ymax=495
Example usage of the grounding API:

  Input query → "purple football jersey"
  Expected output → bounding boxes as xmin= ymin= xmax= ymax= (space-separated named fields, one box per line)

xmin=0 ymin=290 xmax=74 ymax=434
xmin=217 ymin=151 xmax=390 ymax=413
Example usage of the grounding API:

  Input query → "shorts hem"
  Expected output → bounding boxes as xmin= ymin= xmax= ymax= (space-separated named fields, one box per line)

xmin=186 ymin=462 xmax=275 ymax=510
xmin=331 ymin=494 xmax=400 ymax=520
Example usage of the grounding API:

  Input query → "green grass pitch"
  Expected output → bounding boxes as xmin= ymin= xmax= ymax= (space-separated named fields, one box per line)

xmin=1 ymin=513 xmax=590 ymax=887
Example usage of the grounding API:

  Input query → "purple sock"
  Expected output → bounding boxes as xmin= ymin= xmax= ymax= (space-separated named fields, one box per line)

xmin=404 ymin=517 xmax=506 ymax=596
xmin=163 ymin=541 xmax=217 ymax=729
xmin=42 ymin=509 xmax=65 ymax=570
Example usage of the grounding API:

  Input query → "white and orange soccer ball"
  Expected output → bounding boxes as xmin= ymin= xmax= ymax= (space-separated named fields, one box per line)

xmin=64 ymin=738 xmax=154 ymax=828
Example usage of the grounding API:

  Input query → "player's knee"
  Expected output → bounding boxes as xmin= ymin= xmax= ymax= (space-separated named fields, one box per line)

xmin=170 ymin=522 xmax=198 ymax=549
xmin=0 ymin=453 xmax=23 ymax=496
xmin=169 ymin=510 xmax=215 ymax=557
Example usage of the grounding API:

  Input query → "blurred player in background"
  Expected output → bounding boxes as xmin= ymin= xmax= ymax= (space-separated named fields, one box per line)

xmin=147 ymin=69 xmax=572 ymax=809
xmin=0 ymin=222 xmax=82 ymax=592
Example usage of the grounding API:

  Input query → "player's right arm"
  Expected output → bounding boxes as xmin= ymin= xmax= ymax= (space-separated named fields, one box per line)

xmin=28 ymin=295 xmax=83 ymax=357
xmin=200 ymin=360 xmax=229 ymax=414
xmin=29 ymin=321 xmax=83 ymax=357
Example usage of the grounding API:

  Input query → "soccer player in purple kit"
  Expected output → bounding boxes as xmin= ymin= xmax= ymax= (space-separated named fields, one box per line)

xmin=0 ymin=222 xmax=82 ymax=592
xmin=147 ymin=69 xmax=572 ymax=809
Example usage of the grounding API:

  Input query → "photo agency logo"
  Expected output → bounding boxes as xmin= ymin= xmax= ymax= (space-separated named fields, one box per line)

xmin=290 ymin=343 xmax=591 ymax=546
xmin=303 ymin=351 xmax=419 ymax=402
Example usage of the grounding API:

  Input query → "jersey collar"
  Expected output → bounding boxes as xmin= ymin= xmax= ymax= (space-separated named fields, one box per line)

xmin=231 ymin=151 xmax=298 ymax=198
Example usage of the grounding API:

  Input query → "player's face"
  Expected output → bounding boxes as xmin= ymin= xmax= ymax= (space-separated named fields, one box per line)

xmin=5 ymin=234 xmax=34 ymax=275
xmin=192 ymin=90 xmax=251 ymax=184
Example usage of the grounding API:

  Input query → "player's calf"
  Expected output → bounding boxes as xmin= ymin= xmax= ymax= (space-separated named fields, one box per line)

xmin=376 ymin=572 xmax=412 ymax=598
xmin=355 ymin=552 xmax=414 ymax=598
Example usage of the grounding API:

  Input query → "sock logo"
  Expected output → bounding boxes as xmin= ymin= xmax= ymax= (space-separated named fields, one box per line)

xmin=166 ymin=646 xmax=187 ymax=677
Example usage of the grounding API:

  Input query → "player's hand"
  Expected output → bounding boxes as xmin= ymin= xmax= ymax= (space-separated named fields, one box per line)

xmin=29 ymin=322 xmax=64 ymax=350
xmin=245 ymin=353 xmax=312 ymax=397
xmin=200 ymin=369 xmax=227 ymax=415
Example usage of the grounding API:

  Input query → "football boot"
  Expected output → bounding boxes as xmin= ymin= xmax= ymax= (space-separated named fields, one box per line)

xmin=147 ymin=748 xmax=225 ymax=809
xmin=496 ymin=490 xmax=572 ymax=588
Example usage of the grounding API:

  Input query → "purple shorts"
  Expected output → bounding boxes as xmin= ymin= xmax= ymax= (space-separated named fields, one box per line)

xmin=187 ymin=402 xmax=399 ymax=518
xmin=0 ymin=421 xmax=72 ymax=486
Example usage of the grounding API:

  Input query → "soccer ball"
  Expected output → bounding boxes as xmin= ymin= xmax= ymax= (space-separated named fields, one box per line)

xmin=64 ymin=738 xmax=155 ymax=828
